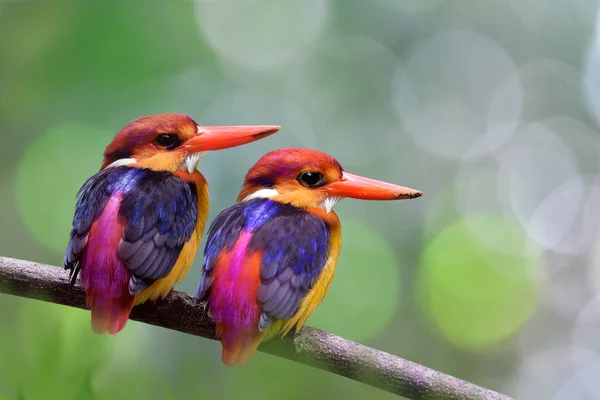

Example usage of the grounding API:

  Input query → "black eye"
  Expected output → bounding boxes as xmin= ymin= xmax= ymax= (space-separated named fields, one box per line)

xmin=297 ymin=171 xmax=325 ymax=188
xmin=154 ymin=134 xmax=181 ymax=149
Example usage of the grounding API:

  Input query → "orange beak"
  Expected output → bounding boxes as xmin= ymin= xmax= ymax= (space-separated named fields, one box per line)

xmin=321 ymin=172 xmax=422 ymax=200
xmin=184 ymin=125 xmax=280 ymax=152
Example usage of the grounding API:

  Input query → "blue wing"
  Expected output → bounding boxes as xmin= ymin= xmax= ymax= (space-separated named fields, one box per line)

xmin=196 ymin=198 xmax=330 ymax=331
xmin=64 ymin=166 xmax=198 ymax=294
xmin=250 ymin=207 xmax=330 ymax=331
xmin=64 ymin=167 xmax=116 ymax=286
xmin=117 ymin=169 xmax=198 ymax=294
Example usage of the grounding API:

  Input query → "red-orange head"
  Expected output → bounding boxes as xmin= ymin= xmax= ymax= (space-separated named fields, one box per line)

xmin=237 ymin=148 xmax=422 ymax=211
xmin=101 ymin=113 xmax=280 ymax=172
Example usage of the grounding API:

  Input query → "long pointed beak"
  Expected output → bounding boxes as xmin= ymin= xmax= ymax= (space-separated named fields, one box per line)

xmin=184 ymin=125 xmax=280 ymax=152
xmin=321 ymin=172 xmax=422 ymax=200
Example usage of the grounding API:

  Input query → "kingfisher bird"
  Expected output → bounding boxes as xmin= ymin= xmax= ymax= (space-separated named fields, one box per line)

xmin=63 ymin=113 xmax=279 ymax=334
xmin=196 ymin=148 xmax=422 ymax=365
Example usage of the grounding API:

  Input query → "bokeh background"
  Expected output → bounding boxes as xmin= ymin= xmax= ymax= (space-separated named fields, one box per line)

xmin=1 ymin=0 xmax=600 ymax=398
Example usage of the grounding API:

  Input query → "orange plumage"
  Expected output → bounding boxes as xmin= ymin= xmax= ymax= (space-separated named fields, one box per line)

xmin=197 ymin=148 xmax=422 ymax=365
xmin=64 ymin=113 xmax=279 ymax=334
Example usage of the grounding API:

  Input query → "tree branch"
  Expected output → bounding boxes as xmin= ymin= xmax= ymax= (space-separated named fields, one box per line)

xmin=0 ymin=256 xmax=512 ymax=400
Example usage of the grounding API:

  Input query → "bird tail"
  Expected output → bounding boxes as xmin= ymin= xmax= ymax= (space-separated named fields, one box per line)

xmin=217 ymin=323 xmax=262 ymax=366
xmin=79 ymin=195 xmax=134 ymax=334
xmin=209 ymin=232 xmax=264 ymax=365
xmin=87 ymin=291 xmax=134 ymax=334
xmin=81 ymin=251 xmax=134 ymax=335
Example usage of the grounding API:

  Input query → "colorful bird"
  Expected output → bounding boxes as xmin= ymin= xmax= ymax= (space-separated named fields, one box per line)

xmin=196 ymin=148 xmax=422 ymax=365
xmin=64 ymin=113 xmax=279 ymax=334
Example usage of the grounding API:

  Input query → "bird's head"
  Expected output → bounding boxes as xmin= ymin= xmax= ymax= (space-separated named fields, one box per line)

xmin=238 ymin=148 xmax=422 ymax=212
xmin=101 ymin=113 xmax=280 ymax=172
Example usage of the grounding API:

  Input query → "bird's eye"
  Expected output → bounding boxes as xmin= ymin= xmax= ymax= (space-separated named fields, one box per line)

xmin=297 ymin=171 xmax=325 ymax=188
xmin=154 ymin=134 xmax=181 ymax=149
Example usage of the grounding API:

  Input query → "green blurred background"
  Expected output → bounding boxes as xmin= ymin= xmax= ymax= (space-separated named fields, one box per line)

xmin=2 ymin=0 xmax=600 ymax=398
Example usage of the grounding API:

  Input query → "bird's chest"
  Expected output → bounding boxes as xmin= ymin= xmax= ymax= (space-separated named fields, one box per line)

xmin=169 ymin=176 xmax=210 ymax=274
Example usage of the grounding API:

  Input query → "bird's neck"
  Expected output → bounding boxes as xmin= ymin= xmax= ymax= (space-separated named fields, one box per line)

xmin=239 ymin=188 xmax=342 ymax=227
xmin=305 ymin=206 xmax=341 ymax=228
xmin=173 ymin=169 xmax=207 ymax=188
xmin=175 ymin=169 xmax=210 ymax=233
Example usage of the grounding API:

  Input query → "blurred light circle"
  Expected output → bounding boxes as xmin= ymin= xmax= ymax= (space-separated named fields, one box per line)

xmin=528 ymin=178 xmax=586 ymax=252
xmin=498 ymin=122 xmax=578 ymax=231
xmin=425 ymin=158 xmax=502 ymax=235
xmin=309 ymin=218 xmax=401 ymax=342
xmin=526 ymin=118 xmax=600 ymax=255
xmin=398 ymin=93 xmax=481 ymax=158
xmin=15 ymin=124 xmax=113 ymax=254
xmin=423 ymin=183 xmax=461 ymax=242
xmin=452 ymin=159 xmax=544 ymax=282
xmin=512 ymin=345 xmax=599 ymax=400
xmin=510 ymin=0 xmax=593 ymax=32
xmin=509 ymin=58 xmax=587 ymax=122
xmin=419 ymin=215 xmax=541 ymax=349
xmin=463 ymin=122 xmax=519 ymax=160
xmin=376 ymin=0 xmax=446 ymax=13
xmin=425 ymin=160 xmax=516 ymax=255
xmin=587 ymin=230 xmax=600 ymax=298
xmin=454 ymin=162 xmax=547 ymax=279
xmin=543 ymin=116 xmax=600 ymax=174
xmin=540 ymin=261 xmax=595 ymax=320
xmin=194 ymin=90 xmax=319 ymax=223
xmin=498 ymin=119 xmax=600 ymax=254
xmin=329 ymin=2 xmax=412 ymax=47
xmin=199 ymin=89 xmax=317 ymax=180
xmin=488 ymin=67 xmax=523 ymax=131
xmin=393 ymin=30 xmax=519 ymax=159
xmin=202 ymin=89 xmax=317 ymax=148
xmin=584 ymin=8 xmax=600 ymax=127
xmin=285 ymin=36 xmax=404 ymax=162
xmin=553 ymin=362 xmax=600 ymax=400
xmin=455 ymin=159 xmax=507 ymax=220
xmin=312 ymin=115 xmax=408 ymax=167
xmin=194 ymin=0 xmax=329 ymax=70
xmin=158 ymin=67 xmax=224 ymax=116
xmin=509 ymin=0 xmax=560 ymax=31
xmin=530 ymin=176 xmax=600 ymax=255
xmin=570 ymin=296 xmax=600 ymax=356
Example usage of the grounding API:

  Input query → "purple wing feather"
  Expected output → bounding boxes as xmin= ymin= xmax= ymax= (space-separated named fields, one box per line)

xmin=197 ymin=198 xmax=330 ymax=331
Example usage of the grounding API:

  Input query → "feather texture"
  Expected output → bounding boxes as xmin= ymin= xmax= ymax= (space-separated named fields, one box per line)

xmin=197 ymin=198 xmax=338 ymax=365
xmin=64 ymin=166 xmax=203 ymax=333
xmin=79 ymin=195 xmax=131 ymax=334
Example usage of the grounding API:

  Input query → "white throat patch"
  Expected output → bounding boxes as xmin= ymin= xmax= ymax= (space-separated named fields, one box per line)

xmin=105 ymin=158 xmax=137 ymax=169
xmin=319 ymin=196 xmax=341 ymax=213
xmin=242 ymin=188 xmax=280 ymax=202
xmin=179 ymin=152 xmax=205 ymax=173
